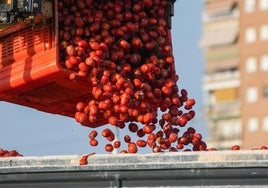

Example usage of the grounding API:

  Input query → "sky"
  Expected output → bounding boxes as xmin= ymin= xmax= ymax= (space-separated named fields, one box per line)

xmin=0 ymin=1 xmax=206 ymax=156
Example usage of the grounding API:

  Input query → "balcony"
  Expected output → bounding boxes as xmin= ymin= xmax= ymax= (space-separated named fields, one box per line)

xmin=202 ymin=8 xmax=239 ymax=23
xmin=202 ymin=0 xmax=238 ymax=22
xmin=205 ymin=70 xmax=239 ymax=81
xmin=204 ymin=100 xmax=241 ymax=119
xmin=204 ymin=44 xmax=239 ymax=62
xmin=200 ymin=25 xmax=238 ymax=48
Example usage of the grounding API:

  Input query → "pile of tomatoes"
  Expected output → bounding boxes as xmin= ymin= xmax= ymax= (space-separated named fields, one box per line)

xmin=0 ymin=148 xmax=23 ymax=157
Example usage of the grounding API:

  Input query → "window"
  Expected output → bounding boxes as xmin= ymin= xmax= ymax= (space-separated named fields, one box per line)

xmin=218 ymin=120 xmax=241 ymax=139
xmin=209 ymin=91 xmax=216 ymax=105
xmin=263 ymin=86 xmax=268 ymax=97
xmin=221 ymin=123 xmax=234 ymax=139
xmin=259 ymin=0 xmax=268 ymax=10
xmin=246 ymin=87 xmax=258 ymax=103
xmin=262 ymin=116 xmax=268 ymax=131
xmin=247 ymin=117 xmax=258 ymax=132
xmin=246 ymin=57 xmax=257 ymax=73
xmin=245 ymin=0 xmax=255 ymax=13
xmin=260 ymin=54 xmax=268 ymax=71
xmin=245 ymin=27 xmax=256 ymax=43
xmin=260 ymin=24 xmax=268 ymax=40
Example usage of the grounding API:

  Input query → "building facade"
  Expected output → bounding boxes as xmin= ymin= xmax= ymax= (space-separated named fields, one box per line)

xmin=239 ymin=0 xmax=268 ymax=149
xmin=201 ymin=0 xmax=241 ymax=149
xmin=201 ymin=0 xmax=268 ymax=149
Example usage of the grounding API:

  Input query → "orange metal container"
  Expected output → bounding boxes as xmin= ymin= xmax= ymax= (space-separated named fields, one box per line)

xmin=0 ymin=0 xmax=175 ymax=128
xmin=0 ymin=1 xmax=106 ymax=128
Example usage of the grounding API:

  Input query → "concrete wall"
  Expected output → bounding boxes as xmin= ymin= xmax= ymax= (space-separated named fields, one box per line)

xmin=1 ymin=151 xmax=268 ymax=187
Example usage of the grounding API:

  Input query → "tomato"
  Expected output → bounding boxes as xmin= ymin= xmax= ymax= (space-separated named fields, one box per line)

xmin=136 ymin=140 xmax=147 ymax=147
xmin=89 ymin=139 xmax=98 ymax=146
xmin=128 ymin=142 xmax=138 ymax=153
xmin=105 ymin=144 xmax=114 ymax=152
xmin=88 ymin=130 xmax=98 ymax=139
xmin=113 ymin=141 xmax=121 ymax=149
xmin=231 ymin=145 xmax=240 ymax=150
xmin=128 ymin=123 xmax=139 ymax=133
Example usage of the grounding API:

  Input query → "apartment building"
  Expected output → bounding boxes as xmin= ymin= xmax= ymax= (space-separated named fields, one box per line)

xmin=201 ymin=0 xmax=268 ymax=149
xmin=240 ymin=0 xmax=268 ymax=149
